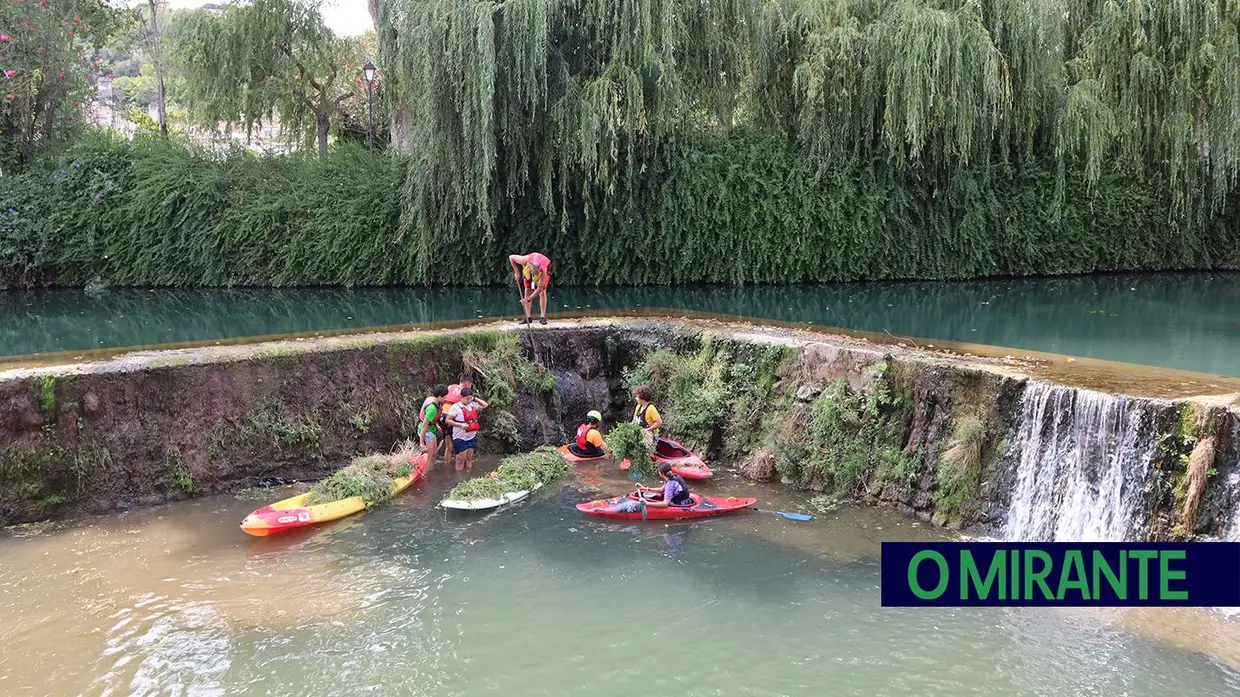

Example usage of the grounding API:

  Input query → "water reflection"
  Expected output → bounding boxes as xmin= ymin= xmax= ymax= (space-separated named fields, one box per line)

xmin=1 ymin=272 xmax=1238 ymax=375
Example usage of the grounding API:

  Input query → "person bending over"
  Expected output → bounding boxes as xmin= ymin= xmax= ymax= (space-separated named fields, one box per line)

xmin=509 ymin=252 xmax=552 ymax=325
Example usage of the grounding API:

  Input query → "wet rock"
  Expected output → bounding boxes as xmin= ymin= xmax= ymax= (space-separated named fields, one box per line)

xmin=795 ymin=385 xmax=820 ymax=402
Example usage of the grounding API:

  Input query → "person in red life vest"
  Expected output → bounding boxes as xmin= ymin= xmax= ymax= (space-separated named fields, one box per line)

xmin=440 ymin=372 xmax=475 ymax=462
xmin=509 ymin=252 xmax=552 ymax=325
xmin=445 ymin=387 xmax=489 ymax=472
xmin=568 ymin=410 xmax=606 ymax=458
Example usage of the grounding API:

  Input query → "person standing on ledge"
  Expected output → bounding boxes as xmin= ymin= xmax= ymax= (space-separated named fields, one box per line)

xmin=509 ymin=252 xmax=552 ymax=325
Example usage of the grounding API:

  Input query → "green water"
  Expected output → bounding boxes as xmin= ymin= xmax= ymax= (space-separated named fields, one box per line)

xmin=1 ymin=272 xmax=1238 ymax=376
xmin=2 ymin=463 xmax=1239 ymax=696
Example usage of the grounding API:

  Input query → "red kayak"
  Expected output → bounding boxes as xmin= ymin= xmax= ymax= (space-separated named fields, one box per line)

xmin=576 ymin=492 xmax=756 ymax=521
xmin=652 ymin=438 xmax=713 ymax=480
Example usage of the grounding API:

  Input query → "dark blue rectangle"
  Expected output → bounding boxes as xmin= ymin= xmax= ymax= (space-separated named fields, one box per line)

xmin=880 ymin=542 xmax=1240 ymax=607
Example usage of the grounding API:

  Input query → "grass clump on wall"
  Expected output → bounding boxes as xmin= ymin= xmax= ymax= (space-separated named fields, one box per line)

xmin=460 ymin=332 xmax=556 ymax=450
xmin=622 ymin=337 xmax=794 ymax=455
xmin=770 ymin=374 xmax=916 ymax=495
xmin=306 ymin=440 xmax=418 ymax=508
xmin=933 ymin=414 xmax=987 ymax=517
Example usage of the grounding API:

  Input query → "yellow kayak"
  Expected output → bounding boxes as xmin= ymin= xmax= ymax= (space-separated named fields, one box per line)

xmin=240 ymin=453 xmax=427 ymax=536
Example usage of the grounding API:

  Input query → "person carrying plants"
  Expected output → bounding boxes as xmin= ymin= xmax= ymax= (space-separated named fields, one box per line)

xmin=509 ymin=252 xmax=552 ymax=325
xmin=568 ymin=410 xmax=607 ymax=458
xmin=631 ymin=385 xmax=666 ymax=449
xmin=420 ymin=385 xmax=448 ymax=470
xmin=636 ymin=464 xmax=692 ymax=507
xmin=445 ymin=387 xmax=488 ymax=472
xmin=441 ymin=372 xmax=475 ymax=462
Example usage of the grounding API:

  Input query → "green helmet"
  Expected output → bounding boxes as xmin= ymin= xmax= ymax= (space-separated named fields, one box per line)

xmin=586 ymin=410 xmax=603 ymax=423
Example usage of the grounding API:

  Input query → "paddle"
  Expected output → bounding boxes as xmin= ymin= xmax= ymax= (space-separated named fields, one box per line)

xmin=753 ymin=508 xmax=815 ymax=521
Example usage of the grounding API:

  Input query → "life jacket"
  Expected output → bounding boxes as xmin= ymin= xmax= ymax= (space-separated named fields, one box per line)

xmin=666 ymin=474 xmax=691 ymax=505
xmin=443 ymin=384 xmax=465 ymax=406
xmin=421 ymin=397 xmax=441 ymax=433
xmin=633 ymin=403 xmax=658 ymax=429
xmin=458 ymin=404 xmax=480 ymax=427
xmin=576 ymin=423 xmax=599 ymax=450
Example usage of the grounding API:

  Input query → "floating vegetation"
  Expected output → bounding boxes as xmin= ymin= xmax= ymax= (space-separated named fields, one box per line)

xmin=445 ymin=446 xmax=568 ymax=502
xmin=306 ymin=441 xmax=418 ymax=508
xmin=604 ymin=423 xmax=655 ymax=476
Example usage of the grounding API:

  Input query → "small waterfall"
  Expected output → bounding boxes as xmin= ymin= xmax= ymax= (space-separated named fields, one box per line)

xmin=1002 ymin=382 xmax=1160 ymax=542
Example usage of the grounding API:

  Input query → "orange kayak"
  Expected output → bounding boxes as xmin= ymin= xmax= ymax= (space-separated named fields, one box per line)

xmin=240 ymin=453 xmax=427 ymax=536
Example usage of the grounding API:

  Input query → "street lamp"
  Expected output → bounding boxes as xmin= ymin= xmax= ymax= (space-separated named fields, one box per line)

xmin=363 ymin=60 xmax=376 ymax=152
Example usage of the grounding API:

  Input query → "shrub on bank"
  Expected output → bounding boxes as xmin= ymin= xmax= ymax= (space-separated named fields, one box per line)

xmin=2 ymin=131 xmax=1237 ymax=289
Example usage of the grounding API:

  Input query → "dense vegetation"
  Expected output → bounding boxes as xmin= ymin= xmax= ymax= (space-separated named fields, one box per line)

xmin=2 ymin=0 xmax=1239 ymax=288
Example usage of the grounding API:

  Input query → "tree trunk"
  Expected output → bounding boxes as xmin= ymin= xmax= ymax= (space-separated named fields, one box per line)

xmin=368 ymin=0 xmax=380 ymax=31
xmin=149 ymin=0 xmax=168 ymax=137
xmin=316 ymin=109 xmax=330 ymax=160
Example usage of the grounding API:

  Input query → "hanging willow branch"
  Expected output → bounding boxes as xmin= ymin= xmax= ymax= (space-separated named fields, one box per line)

xmin=380 ymin=0 xmax=1240 ymax=266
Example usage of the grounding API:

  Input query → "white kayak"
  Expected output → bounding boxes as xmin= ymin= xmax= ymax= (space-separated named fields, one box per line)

xmin=440 ymin=483 xmax=543 ymax=511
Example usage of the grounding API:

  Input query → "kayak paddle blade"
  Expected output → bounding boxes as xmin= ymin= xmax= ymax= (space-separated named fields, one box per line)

xmin=756 ymin=508 xmax=814 ymax=521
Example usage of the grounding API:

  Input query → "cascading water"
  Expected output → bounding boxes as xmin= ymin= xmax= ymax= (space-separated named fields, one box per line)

xmin=1002 ymin=382 xmax=1161 ymax=542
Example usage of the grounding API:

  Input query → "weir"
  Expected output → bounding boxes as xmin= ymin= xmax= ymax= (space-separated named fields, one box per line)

xmin=1 ymin=316 xmax=1238 ymax=541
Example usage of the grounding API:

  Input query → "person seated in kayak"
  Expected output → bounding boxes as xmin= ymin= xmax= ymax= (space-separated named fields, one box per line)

xmin=636 ymin=464 xmax=692 ymax=507
xmin=441 ymin=372 xmax=475 ymax=462
xmin=420 ymin=385 xmax=448 ymax=471
xmin=509 ymin=252 xmax=551 ymax=325
xmin=445 ymin=387 xmax=488 ymax=472
xmin=631 ymin=385 xmax=667 ymax=449
xmin=567 ymin=410 xmax=606 ymax=458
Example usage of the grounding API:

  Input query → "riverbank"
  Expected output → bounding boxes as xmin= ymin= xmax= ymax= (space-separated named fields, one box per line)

xmin=2 ymin=316 xmax=1237 ymax=538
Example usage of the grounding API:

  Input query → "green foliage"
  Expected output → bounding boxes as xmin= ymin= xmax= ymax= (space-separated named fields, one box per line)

xmin=460 ymin=332 xmax=553 ymax=448
xmin=445 ymin=445 xmax=567 ymax=500
xmin=239 ymin=400 xmax=322 ymax=450
xmin=623 ymin=338 xmax=793 ymax=454
xmin=771 ymin=378 xmax=912 ymax=495
xmin=382 ymin=0 xmax=1240 ymax=271
xmin=0 ymin=0 xmax=128 ymax=171
xmin=306 ymin=442 xmax=418 ymax=507
xmin=604 ymin=422 xmax=654 ymax=475
xmin=39 ymin=375 xmax=55 ymax=413
xmin=3 ymin=130 xmax=1240 ymax=290
xmin=933 ymin=414 xmax=986 ymax=515
xmin=167 ymin=0 xmax=371 ymax=158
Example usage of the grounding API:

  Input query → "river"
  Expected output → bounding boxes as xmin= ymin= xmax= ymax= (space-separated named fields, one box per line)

xmin=2 ymin=460 xmax=1239 ymax=696
xmin=1 ymin=272 xmax=1237 ymax=376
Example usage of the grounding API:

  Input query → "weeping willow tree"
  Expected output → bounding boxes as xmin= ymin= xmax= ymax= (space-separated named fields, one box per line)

xmin=168 ymin=0 xmax=358 ymax=158
xmin=381 ymin=0 xmax=1240 ymax=280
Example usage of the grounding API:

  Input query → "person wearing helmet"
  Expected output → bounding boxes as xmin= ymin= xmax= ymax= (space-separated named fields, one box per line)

xmin=568 ymin=410 xmax=606 ymax=458
xmin=509 ymin=252 xmax=552 ymax=325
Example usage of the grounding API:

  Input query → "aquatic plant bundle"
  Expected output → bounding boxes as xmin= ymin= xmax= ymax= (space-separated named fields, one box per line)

xmin=306 ymin=443 xmax=417 ymax=508
xmin=605 ymin=423 xmax=655 ymax=476
xmin=445 ymin=446 xmax=568 ymax=501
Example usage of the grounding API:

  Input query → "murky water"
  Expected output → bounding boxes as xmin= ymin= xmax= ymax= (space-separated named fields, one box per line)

xmin=3 ymin=461 xmax=1240 ymax=696
xmin=2 ymin=272 xmax=1238 ymax=375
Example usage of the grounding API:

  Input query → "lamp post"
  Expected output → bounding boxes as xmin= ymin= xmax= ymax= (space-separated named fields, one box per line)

xmin=363 ymin=60 xmax=376 ymax=152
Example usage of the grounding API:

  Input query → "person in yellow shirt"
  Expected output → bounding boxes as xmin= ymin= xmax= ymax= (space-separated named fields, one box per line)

xmin=631 ymin=386 xmax=664 ymax=446
xmin=569 ymin=410 xmax=607 ymax=458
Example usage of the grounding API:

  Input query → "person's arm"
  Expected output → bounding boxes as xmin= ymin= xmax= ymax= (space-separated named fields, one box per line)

xmin=444 ymin=406 xmax=467 ymax=430
xmin=644 ymin=481 xmax=674 ymax=507
xmin=509 ymin=254 xmax=526 ymax=284
xmin=473 ymin=398 xmax=489 ymax=410
xmin=643 ymin=405 xmax=663 ymax=432
xmin=420 ymin=404 xmax=433 ymax=431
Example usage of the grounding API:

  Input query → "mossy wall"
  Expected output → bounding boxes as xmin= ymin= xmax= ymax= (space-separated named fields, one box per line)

xmin=3 ymin=320 xmax=1238 ymax=539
